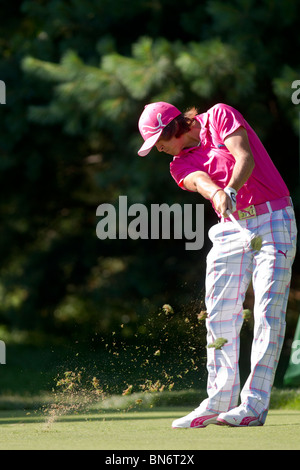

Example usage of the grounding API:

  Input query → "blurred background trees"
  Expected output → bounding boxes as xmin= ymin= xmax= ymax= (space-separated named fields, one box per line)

xmin=0 ymin=0 xmax=299 ymax=346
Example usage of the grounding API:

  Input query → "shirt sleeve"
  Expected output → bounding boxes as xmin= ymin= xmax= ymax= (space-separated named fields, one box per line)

xmin=170 ymin=159 xmax=200 ymax=190
xmin=211 ymin=103 xmax=246 ymax=142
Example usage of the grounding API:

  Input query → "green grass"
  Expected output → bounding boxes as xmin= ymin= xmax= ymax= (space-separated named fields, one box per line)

xmin=0 ymin=408 xmax=299 ymax=450
xmin=0 ymin=389 xmax=299 ymax=450
xmin=1 ymin=342 xmax=299 ymax=450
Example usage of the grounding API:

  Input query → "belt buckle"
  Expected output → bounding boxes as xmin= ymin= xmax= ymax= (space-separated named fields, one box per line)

xmin=237 ymin=205 xmax=256 ymax=220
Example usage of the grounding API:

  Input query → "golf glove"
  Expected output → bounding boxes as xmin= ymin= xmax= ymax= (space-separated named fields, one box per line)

xmin=224 ymin=186 xmax=237 ymax=213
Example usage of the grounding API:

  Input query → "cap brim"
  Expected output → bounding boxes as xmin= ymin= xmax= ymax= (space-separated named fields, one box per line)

xmin=138 ymin=130 xmax=162 ymax=157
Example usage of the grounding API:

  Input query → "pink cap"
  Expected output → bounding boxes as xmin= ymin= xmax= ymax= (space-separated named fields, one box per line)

xmin=137 ymin=102 xmax=181 ymax=156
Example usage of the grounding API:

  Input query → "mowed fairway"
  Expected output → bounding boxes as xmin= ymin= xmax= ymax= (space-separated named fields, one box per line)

xmin=0 ymin=408 xmax=299 ymax=450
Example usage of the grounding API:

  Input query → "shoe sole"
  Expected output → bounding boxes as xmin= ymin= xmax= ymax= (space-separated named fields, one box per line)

xmin=217 ymin=418 xmax=263 ymax=427
xmin=172 ymin=415 xmax=219 ymax=429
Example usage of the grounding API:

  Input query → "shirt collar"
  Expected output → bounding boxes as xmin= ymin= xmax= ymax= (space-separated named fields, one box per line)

xmin=175 ymin=112 xmax=208 ymax=157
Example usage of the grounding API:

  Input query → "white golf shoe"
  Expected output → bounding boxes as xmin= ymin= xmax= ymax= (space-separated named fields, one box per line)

xmin=172 ymin=409 xmax=219 ymax=428
xmin=217 ymin=405 xmax=263 ymax=427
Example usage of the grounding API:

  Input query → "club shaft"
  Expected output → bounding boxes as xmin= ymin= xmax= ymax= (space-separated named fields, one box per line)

xmin=226 ymin=210 xmax=251 ymax=242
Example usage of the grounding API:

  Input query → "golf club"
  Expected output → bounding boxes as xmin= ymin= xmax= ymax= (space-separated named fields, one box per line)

xmin=226 ymin=209 xmax=262 ymax=251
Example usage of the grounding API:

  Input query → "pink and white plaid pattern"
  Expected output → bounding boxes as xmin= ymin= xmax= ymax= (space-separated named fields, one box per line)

xmin=201 ymin=205 xmax=297 ymax=423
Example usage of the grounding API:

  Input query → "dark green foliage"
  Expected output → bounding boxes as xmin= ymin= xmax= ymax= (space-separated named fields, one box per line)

xmin=0 ymin=0 xmax=299 ymax=341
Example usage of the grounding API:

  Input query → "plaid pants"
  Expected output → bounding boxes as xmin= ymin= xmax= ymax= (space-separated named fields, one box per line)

xmin=201 ymin=204 xmax=297 ymax=423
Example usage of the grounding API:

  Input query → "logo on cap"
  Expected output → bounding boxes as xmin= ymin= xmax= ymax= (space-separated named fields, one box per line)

xmin=142 ymin=113 xmax=166 ymax=136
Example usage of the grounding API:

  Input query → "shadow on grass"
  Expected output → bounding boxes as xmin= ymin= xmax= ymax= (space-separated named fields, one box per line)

xmin=0 ymin=408 xmax=180 ymax=425
xmin=1 ymin=407 xmax=300 ymax=427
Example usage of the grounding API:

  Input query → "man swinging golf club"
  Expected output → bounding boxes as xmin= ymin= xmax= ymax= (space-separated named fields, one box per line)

xmin=137 ymin=101 xmax=297 ymax=427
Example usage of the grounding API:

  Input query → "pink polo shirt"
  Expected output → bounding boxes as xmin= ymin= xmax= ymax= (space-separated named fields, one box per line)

xmin=170 ymin=103 xmax=289 ymax=216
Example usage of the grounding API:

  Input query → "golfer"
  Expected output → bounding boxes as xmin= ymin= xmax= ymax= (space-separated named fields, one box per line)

xmin=137 ymin=102 xmax=297 ymax=427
